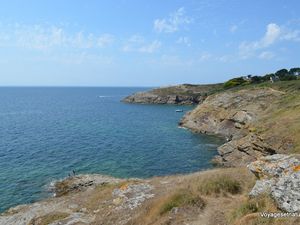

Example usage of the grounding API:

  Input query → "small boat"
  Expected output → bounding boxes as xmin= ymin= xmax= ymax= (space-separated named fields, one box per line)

xmin=175 ymin=109 xmax=183 ymax=112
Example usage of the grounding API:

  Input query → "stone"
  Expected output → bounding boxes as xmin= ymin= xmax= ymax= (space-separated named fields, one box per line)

xmin=249 ymin=179 xmax=275 ymax=197
xmin=247 ymin=154 xmax=299 ymax=179
xmin=271 ymin=172 xmax=300 ymax=212
xmin=112 ymin=183 xmax=154 ymax=210
xmin=248 ymin=154 xmax=300 ymax=212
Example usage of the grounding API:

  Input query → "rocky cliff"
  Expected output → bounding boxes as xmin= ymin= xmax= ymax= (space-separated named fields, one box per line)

xmin=180 ymin=81 xmax=300 ymax=167
xmin=122 ymin=83 xmax=223 ymax=104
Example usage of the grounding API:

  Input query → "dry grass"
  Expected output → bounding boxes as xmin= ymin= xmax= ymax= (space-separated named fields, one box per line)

xmin=228 ymin=194 xmax=300 ymax=225
xmin=197 ymin=174 xmax=242 ymax=196
xmin=28 ymin=212 xmax=69 ymax=225
xmin=127 ymin=168 xmax=255 ymax=225
xmin=80 ymin=183 xmax=116 ymax=211
xmin=159 ymin=189 xmax=205 ymax=215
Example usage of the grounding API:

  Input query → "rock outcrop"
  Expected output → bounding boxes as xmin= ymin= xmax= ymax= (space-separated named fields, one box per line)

xmin=122 ymin=91 xmax=203 ymax=105
xmin=248 ymin=154 xmax=300 ymax=212
xmin=122 ymin=83 xmax=222 ymax=105
xmin=51 ymin=174 xmax=123 ymax=197
xmin=180 ymin=88 xmax=285 ymax=167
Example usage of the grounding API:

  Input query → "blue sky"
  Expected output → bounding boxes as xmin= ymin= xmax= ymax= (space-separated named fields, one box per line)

xmin=0 ymin=0 xmax=300 ymax=86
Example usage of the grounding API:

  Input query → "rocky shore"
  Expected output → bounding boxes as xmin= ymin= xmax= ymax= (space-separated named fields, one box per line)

xmin=1 ymin=80 xmax=300 ymax=225
xmin=179 ymin=87 xmax=285 ymax=167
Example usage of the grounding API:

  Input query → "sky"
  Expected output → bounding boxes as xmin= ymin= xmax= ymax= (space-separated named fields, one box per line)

xmin=0 ymin=0 xmax=300 ymax=86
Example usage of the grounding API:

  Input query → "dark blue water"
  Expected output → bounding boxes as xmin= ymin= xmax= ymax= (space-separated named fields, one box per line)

xmin=0 ymin=87 xmax=224 ymax=212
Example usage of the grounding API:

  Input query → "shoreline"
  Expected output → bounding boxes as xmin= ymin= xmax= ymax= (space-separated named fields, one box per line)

xmin=1 ymin=80 xmax=300 ymax=224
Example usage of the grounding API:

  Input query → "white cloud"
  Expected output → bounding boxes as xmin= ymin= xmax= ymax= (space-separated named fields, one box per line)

xmin=261 ymin=23 xmax=281 ymax=47
xmin=138 ymin=41 xmax=161 ymax=53
xmin=176 ymin=36 xmax=191 ymax=46
xmin=198 ymin=52 xmax=212 ymax=61
xmin=258 ymin=51 xmax=275 ymax=60
xmin=0 ymin=23 xmax=114 ymax=50
xmin=154 ymin=7 xmax=192 ymax=33
xmin=239 ymin=23 xmax=300 ymax=59
xmin=122 ymin=35 xmax=161 ymax=53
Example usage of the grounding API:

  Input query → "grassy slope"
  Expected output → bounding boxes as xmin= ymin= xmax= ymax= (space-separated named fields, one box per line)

xmin=149 ymin=83 xmax=224 ymax=97
xmin=245 ymin=80 xmax=300 ymax=153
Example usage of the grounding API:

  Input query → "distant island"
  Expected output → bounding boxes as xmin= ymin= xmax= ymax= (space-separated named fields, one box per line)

xmin=1 ymin=68 xmax=300 ymax=225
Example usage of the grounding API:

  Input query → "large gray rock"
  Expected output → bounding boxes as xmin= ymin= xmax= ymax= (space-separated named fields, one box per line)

xmin=249 ymin=179 xmax=275 ymax=197
xmin=271 ymin=172 xmax=300 ymax=212
xmin=248 ymin=154 xmax=299 ymax=179
xmin=248 ymin=154 xmax=300 ymax=212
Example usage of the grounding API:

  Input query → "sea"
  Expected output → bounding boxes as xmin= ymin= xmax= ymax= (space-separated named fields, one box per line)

xmin=0 ymin=87 xmax=224 ymax=212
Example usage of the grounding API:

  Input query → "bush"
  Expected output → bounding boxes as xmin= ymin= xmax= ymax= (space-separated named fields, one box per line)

xmin=224 ymin=77 xmax=248 ymax=89
xmin=198 ymin=175 xmax=241 ymax=196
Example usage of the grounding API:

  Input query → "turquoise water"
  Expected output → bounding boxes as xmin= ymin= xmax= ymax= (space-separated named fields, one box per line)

xmin=0 ymin=87 xmax=224 ymax=212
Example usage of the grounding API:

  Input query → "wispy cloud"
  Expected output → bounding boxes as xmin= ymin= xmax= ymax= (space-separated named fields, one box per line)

xmin=122 ymin=35 xmax=161 ymax=53
xmin=176 ymin=36 xmax=191 ymax=46
xmin=258 ymin=51 xmax=275 ymax=60
xmin=153 ymin=7 xmax=192 ymax=33
xmin=0 ymin=23 xmax=114 ymax=50
xmin=229 ymin=25 xmax=238 ymax=33
xmin=239 ymin=23 xmax=300 ymax=59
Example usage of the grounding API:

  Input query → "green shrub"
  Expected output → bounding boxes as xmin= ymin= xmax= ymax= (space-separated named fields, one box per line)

xmin=224 ymin=77 xmax=248 ymax=89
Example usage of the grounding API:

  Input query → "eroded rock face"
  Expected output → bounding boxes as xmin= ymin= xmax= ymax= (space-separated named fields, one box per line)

xmin=122 ymin=92 xmax=202 ymax=105
xmin=180 ymin=88 xmax=284 ymax=167
xmin=214 ymin=134 xmax=276 ymax=167
xmin=248 ymin=154 xmax=300 ymax=212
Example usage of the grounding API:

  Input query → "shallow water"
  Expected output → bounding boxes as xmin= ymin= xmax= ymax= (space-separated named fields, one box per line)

xmin=0 ymin=87 xmax=224 ymax=212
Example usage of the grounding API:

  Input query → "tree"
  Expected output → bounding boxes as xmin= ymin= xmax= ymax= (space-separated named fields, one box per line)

xmin=275 ymin=69 xmax=296 ymax=81
xmin=262 ymin=73 xmax=274 ymax=82
xmin=251 ymin=76 xmax=263 ymax=83
xmin=289 ymin=68 xmax=300 ymax=75
xmin=275 ymin=69 xmax=289 ymax=78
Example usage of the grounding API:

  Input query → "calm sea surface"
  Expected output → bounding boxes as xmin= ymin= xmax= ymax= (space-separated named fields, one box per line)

xmin=0 ymin=87 xmax=224 ymax=212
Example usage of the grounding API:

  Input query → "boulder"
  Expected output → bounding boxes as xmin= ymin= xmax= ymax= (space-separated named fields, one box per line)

xmin=248 ymin=154 xmax=300 ymax=212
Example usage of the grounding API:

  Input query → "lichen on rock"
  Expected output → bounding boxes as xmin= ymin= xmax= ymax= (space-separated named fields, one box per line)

xmin=248 ymin=154 xmax=300 ymax=212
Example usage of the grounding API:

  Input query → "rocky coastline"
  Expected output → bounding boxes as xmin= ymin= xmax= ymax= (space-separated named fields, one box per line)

xmin=1 ymin=80 xmax=300 ymax=225
xmin=122 ymin=83 xmax=223 ymax=105
xmin=179 ymin=87 xmax=285 ymax=167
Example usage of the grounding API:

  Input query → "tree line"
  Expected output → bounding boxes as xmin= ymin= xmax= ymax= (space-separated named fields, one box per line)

xmin=224 ymin=67 xmax=300 ymax=89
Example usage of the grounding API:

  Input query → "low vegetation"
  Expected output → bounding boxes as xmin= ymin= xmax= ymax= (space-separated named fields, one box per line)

xmin=150 ymin=83 xmax=224 ymax=97
xmin=229 ymin=194 xmax=300 ymax=225
xmin=197 ymin=174 xmax=242 ymax=196
xmin=159 ymin=189 xmax=205 ymax=215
